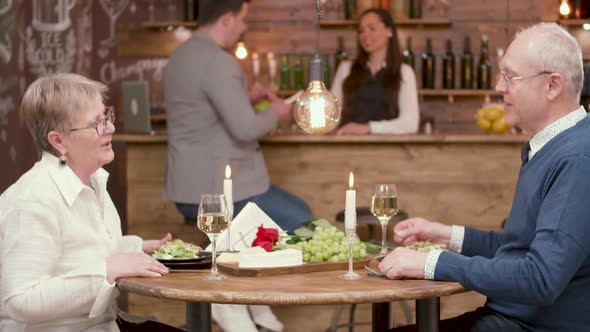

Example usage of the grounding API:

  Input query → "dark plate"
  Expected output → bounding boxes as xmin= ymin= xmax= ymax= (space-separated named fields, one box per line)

xmin=156 ymin=251 xmax=212 ymax=264
xmin=163 ymin=259 xmax=212 ymax=270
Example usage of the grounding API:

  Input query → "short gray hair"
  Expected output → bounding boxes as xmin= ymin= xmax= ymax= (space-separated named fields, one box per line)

xmin=20 ymin=73 xmax=108 ymax=155
xmin=515 ymin=23 xmax=584 ymax=99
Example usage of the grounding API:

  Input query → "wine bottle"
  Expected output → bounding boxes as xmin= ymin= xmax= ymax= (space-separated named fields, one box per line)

xmin=293 ymin=55 xmax=305 ymax=90
xmin=357 ymin=0 xmax=374 ymax=15
xmin=477 ymin=35 xmax=492 ymax=90
xmin=184 ymin=0 xmax=198 ymax=21
xmin=421 ymin=38 xmax=435 ymax=89
xmin=344 ymin=0 xmax=356 ymax=20
xmin=379 ymin=0 xmax=391 ymax=11
xmin=442 ymin=39 xmax=455 ymax=89
xmin=322 ymin=54 xmax=331 ymax=89
xmin=335 ymin=36 xmax=349 ymax=71
xmin=391 ymin=0 xmax=407 ymax=20
xmin=409 ymin=0 xmax=422 ymax=19
xmin=402 ymin=36 xmax=415 ymax=71
xmin=279 ymin=54 xmax=291 ymax=90
xmin=460 ymin=36 xmax=474 ymax=89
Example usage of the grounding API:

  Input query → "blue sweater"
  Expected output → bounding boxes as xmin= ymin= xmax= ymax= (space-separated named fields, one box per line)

xmin=435 ymin=116 xmax=590 ymax=331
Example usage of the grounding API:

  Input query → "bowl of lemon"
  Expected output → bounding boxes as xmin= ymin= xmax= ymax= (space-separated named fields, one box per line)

xmin=476 ymin=103 xmax=511 ymax=134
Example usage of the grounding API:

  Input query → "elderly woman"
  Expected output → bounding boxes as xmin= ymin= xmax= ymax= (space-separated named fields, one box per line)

xmin=0 ymin=73 xmax=180 ymax=331
xmin=331 ymin=8 xmax=420 ymax=135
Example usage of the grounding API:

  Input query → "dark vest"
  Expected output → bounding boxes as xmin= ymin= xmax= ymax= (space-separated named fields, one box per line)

xmin=343 ymin=66 xmax=400 ymax=125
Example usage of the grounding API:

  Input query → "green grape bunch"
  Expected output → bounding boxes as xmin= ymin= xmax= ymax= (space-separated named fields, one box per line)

xmin=405 ymin=241 xmax=447 ymax=252
xmin=276 ymin=225 xmax=368 ymax=263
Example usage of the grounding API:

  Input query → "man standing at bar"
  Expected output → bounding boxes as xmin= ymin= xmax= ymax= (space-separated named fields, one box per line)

xmin=381 ymin=23 xmax=590 ymax=331
xmin=164 ymin=1 xmax=312 ymax=331
xmin=164 ymin=0 xmax=312 ymax=234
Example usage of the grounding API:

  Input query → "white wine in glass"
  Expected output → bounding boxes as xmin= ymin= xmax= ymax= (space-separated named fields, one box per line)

xmin=370 ymin=184 xmax=399 ymax=256
xmin=197 ymin=194 xmax=229 ymax=280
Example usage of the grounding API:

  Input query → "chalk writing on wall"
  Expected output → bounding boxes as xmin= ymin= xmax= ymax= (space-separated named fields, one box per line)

xmin=100 ymin=58 xmax=168 ymax=85
xmin=26 ymin=28 xmax=76 ymax=76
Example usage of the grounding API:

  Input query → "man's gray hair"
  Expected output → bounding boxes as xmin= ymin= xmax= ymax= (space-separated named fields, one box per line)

xmin=516 ymin=22 xmax=583 ymax=99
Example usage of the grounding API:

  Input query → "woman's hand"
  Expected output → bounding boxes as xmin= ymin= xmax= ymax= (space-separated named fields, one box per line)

xmin=335 ymin=122 xmax=370 ymax=135
xmin=393 ymin=218 xmax=452 ymax=247
xmin=142 ymin=233 xmax=172 ymax=254
xmin=106 ymin=252 xmax=169 ymax=284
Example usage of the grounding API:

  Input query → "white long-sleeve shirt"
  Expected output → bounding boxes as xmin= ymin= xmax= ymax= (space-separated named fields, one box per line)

xmin=0 ymin=152 xmax=142 ymax=332
xmin=330 ymin=60 xmax=420 ymax=134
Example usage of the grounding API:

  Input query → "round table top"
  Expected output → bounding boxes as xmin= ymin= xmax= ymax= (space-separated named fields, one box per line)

xmin=117 ymin=269 xmax=468 ymax=305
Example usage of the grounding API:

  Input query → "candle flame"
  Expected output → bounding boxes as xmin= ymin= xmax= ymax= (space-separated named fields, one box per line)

xmin=225 ymin=165 xmax=231 ymax=179
xmin=559 ymin=0 xmax=571 ymax=16
xmin=348 ymin=171 xmax=354 ymax=189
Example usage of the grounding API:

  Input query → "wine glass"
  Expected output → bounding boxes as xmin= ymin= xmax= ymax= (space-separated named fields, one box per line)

xmin=197 ymin=194 xmax=229 ymax=280
xmin=370 ymin=184 xmax=399 ymax=257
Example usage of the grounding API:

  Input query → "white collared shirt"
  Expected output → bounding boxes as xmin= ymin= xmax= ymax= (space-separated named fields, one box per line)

xmin=0 ymin=152 xmax=142 ymax=332
xmin=528 ymin=106 xmax=587 ymax=160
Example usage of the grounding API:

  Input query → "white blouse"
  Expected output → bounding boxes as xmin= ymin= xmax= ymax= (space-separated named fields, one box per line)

xmin=331 ymin=60 xmax=420 ymax=134
xmin=0 ymin=152 xmax=142 ymax=332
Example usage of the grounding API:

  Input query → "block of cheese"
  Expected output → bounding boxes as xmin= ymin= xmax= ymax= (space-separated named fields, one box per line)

xmin=238 ymin=249 xmax=303 ymax=268
xmin=217 ymin=246 xmax=267 ymax=264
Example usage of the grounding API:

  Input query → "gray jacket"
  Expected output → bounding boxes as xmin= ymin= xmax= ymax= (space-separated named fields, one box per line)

xmin=164 ymin=31 xmax=277 ymax=204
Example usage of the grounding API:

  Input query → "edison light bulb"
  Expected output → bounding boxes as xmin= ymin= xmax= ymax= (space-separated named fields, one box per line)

xmin=559 ymin=0 xmax=571 ymax=17
xmin=293 ymin=80 xmax=341 ymax=135
xmin=235 ymin=41 xmax=248 ymax=59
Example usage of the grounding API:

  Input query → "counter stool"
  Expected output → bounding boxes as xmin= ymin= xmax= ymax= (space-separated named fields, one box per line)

xmin=328 ymin=208 xmax=412 ymax=331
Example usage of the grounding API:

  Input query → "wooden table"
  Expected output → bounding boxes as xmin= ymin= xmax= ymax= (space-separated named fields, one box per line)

xmin=118 ymin=269 xmax=468 ymax=332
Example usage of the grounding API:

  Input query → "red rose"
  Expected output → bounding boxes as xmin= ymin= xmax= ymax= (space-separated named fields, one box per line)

xmin=251 ymin=225 xmax=279 ymax=252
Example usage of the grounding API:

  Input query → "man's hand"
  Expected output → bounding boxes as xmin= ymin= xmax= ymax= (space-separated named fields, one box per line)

xmin=394 ymin=218 xmax=452 ymax=247
xmin=249 ymin=87 xmax=274 ymax=104
xmin=142 ymin=233 xmax=172 ymax=254
xmin=268 ymin=94 xmax=292 ymax=122
xmin=106 ymin=252 xmax=169 ymax=284
xmin=378 ymin=247 xmax=428 ymax=279
xmin=335 ymin=122 xmax=370 ymax=135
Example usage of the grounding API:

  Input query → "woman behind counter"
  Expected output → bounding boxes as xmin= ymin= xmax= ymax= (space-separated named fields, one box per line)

xmin=0 ymin=73 xmax=180 ymax=332
xmin=331 ymin=8 xmax=420 ymax=135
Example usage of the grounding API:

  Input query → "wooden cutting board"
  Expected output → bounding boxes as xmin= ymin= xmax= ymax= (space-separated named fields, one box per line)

xmin=217 ymin=257 xmax=370 ymax=277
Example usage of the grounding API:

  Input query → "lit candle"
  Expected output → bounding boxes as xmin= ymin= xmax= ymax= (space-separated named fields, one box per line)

xmin=344 ymin=171 xmax=356 ymax=230
xmin=252 ymin=52 xmax=260 ymax=77
xmin=224 ymin=165 xmax=233 ymax=218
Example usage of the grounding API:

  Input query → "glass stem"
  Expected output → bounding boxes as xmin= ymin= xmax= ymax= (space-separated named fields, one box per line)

xmin=348 ymin=240 xmax=353 ymax=273
xmin=226 ymin=220 xmax=231 ymax=251
xmin=211 ymin=237 xmax=218 ymax=275
xmin=380 ymin=222 xmax=388 ymax=254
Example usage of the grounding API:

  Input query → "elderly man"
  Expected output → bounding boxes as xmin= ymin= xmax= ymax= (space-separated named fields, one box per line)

xmin=380 ymin=23 xmax=590 ymax=331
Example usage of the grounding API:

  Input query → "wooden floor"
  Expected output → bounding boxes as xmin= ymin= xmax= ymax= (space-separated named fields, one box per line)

xmin=126 ymin=291 xmax=485 ymax=331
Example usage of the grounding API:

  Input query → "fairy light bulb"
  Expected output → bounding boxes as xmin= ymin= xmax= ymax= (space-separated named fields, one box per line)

xmin=293 ymin=2 xmax=341 ymax=135
xmin=235 ymin=41 xmax=248 ymax=59
xmin=559 ymin=0 xmax=571 ymax=18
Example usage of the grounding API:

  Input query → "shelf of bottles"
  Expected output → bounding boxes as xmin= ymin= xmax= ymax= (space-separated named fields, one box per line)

xmin=558 ymin=19 xmax=590 ymax=27
xmin=140 ymin=21 xmax=198 ymax=30
xmin=278 ymin=89 xmax=499 ymax=98
xmin=320 ymin=18 xmax=451 ymax=28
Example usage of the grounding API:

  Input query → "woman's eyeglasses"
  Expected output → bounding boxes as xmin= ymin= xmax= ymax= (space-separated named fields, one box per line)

xmin=69 ymin=106 xmax=115 ymax=136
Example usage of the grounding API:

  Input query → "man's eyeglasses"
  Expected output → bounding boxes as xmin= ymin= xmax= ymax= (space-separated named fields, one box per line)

xmin=499 ymin=69 xmax=553 ymax=87
xmin=69 ymin=106 xmax=115 ymax=136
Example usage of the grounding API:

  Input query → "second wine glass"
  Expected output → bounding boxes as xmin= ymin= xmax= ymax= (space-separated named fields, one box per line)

xmin=370 ymin=184 xmax=399 ymax=257
xmin=197 ymin=194 xmax=229 ymax=280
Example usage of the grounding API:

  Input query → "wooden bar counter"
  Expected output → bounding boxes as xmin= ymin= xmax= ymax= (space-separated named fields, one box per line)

xmin=114 ymin=133 xmax=527 ymax=243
